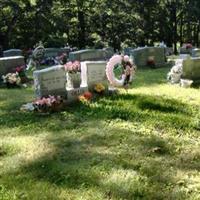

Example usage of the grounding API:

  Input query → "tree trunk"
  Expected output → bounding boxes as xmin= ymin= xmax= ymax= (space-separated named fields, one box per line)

xmin=77 ymin=9 xmax=86 ymax=49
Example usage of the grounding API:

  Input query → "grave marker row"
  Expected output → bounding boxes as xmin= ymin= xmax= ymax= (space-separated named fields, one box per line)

xmin=33 ymin=61 xmax=108 ymax=102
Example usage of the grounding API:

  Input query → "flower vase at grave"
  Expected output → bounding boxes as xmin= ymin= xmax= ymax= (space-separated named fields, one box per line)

xmin=66 ymin=72 xmax=81 ymax=89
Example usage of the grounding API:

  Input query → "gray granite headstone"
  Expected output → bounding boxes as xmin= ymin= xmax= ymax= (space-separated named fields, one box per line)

xmin=191 ymin=48 xmax=200 ymax=58
xmin=182 ymin=58 xmax=200 ymax=80
xmin=0 ymin=56 xmax=25 ymax=76
xmin=179 ymin=47 xmax=192 ymax=55
xmin=123 ymin=47 xmax=134 ymax=56
xmin=69 ymin=49 xmax=106 ymax=61
xmin=81 ymin=61 xmax=108 ymax=90
xmin=131 ymin=47 xmax=166 ymax=67
xmin=33 ymin=65 xmax=66 ymax=98
xmin=44 ymin=48 xmax=63 ymax=58
xmin=103 ymin=47 xmax=114 ymax=59
xmin=3 ymin=49 xmax=22 ymax=57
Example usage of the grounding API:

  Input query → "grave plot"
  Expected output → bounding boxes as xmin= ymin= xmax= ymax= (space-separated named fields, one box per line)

xmin=22 ymin=54 xmax=136 ymax=113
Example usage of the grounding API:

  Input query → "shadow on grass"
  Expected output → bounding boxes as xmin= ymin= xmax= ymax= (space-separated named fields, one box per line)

xmin=2 ymin=130 xmax=182 ymax=199
xmin=0 ymin=93 xmax=195 ymax=135
xmin=2 ymin=128 xmax=198 ymax=199
xmin=132 ymin=67 xmax=170 ymax=88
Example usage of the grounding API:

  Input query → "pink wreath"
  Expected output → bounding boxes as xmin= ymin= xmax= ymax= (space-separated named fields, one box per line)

xmin=106 ymin=55 xmax=135 ymax=87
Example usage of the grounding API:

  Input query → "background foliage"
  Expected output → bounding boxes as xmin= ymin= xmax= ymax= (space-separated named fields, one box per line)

xmin=0 ymin=0 xmax=200 ymax=52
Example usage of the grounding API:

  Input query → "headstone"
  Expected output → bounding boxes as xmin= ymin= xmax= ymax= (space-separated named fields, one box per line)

xmin=3 ymin=49 xmax=22 ymax=57
xmin=191 ymin=48 xmax=200 ymax=58
xmin=0 ymin=56 xmax=25 ymax=76
xmin=81 ymin=61 xmax=108 ymax=90
xmin=44 ymin=48 xmax=63 ymax=58
xmin=123 ymin=47 xmax=134 ymax=56
xmin=179 ymin=47 xmax=192 ymax=55
xmin=131 ymin=47 xmax=166 ymax=67
xmin=182 ymin=58 xmax=200 ymax=81
xmin=69 ymin=49 xmax=106 ymax=61
xmin=103 ymin=47 xmax=114 ymax=59
xmin=33 ymin=65 xmax=67 ymax=98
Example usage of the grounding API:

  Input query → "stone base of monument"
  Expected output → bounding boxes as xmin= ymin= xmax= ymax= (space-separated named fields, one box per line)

xmin=66 ymin=87 xmax=88 ymax=103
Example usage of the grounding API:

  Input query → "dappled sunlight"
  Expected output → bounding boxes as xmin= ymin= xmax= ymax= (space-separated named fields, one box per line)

xmin=0 ymin=68 xmax=200 ymax=199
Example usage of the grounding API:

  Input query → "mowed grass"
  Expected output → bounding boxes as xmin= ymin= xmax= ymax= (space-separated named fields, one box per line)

xmin=0 ymin=67 xmax=200 ymax=200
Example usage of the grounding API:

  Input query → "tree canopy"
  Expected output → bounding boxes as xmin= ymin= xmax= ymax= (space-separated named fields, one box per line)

xmin=0 ymin=0 xmax=200 ymax=52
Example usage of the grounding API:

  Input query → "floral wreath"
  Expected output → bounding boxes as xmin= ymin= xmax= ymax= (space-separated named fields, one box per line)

xmin=106 ymin=55 xmax=136 ymax=87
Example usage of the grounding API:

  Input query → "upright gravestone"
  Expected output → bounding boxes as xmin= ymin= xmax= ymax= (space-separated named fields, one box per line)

xmin=33 ymin=65 xmax=67 ymax=98
xmin=44 ymin=48 xmax=63 ymax=58
xmin=81 ymin=61 xmax=108 ymax=90
xmin=191 ymin=48 xmax=200 ymax=58
xmin=103 ymin=48 xmax=114 ymax=60
xmin=131 ymin=47 xmax=166 ymax=67
xmin=0 ymin=56 xmax=25 ymax=76
xmin=123 ymin=47 xmax=134 ymax=56
xmin=182 ymin=58 xmax=200 ymax=81
xmin=3 ymin=49 xmax=22 ymax=57
xmin=69 ymin=49 xmax=106 ymax=61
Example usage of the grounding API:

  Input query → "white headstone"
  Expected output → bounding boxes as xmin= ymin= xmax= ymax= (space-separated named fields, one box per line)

xmin=33 ymin=65 xmax=66 ymax=97
xmin=81 ymin=61 xmax=108 ymax=90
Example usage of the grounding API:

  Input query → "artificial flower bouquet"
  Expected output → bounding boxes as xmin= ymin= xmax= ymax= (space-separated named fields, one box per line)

xmin=14 ymin=65 xmax=29 ymax=83
xmin=64 ymin=61 xmax=81 ymax=73
xmin=94 ymin=83 xmax=106 ymax=94
xmin=147 ymin=57 xmax=156 ymax=68
xmin=185 ymin=43 xmax=192 ymax=49
xmin=32 ymin=95 xmax=65 ymax=113
xmin=79 ymin=92 xmax=93 ymax=104
xmin=2 ymin=72 xmax=21 ymax=88
xmin=64 ymin=61 xmax=81 ymax=89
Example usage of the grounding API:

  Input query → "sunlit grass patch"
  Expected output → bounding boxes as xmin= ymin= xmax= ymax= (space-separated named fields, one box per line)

xmin=0 ymin=67 xmax=199 ymax=199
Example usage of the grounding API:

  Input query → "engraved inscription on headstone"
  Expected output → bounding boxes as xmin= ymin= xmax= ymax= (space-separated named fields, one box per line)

xmin=67 ymin=87 xmax=88 ymax=103
xmin=81 ymin=61 xmax=108 ymax=89
xmin=33 ymin=65 xmax=66 ymax=97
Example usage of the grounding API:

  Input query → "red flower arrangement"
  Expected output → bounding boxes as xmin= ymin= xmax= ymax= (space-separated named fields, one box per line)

xmin=147 ymin=57 xmax=155 ymax=68
xmin=13 ymin=65 xmax=28 ymax=83
xmin=186 ymin=43 xmax=193 ymax=49
xmin=79 ymin=91 xmax=93 ymax=103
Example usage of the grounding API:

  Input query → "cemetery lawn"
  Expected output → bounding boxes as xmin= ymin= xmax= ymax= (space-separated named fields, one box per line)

xmin=1 ymin=67 xmax=200 ymax=200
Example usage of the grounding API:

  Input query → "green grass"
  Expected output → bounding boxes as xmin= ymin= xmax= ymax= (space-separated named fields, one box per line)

xmin=0 ymin=67 xmax=200 ymax=200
